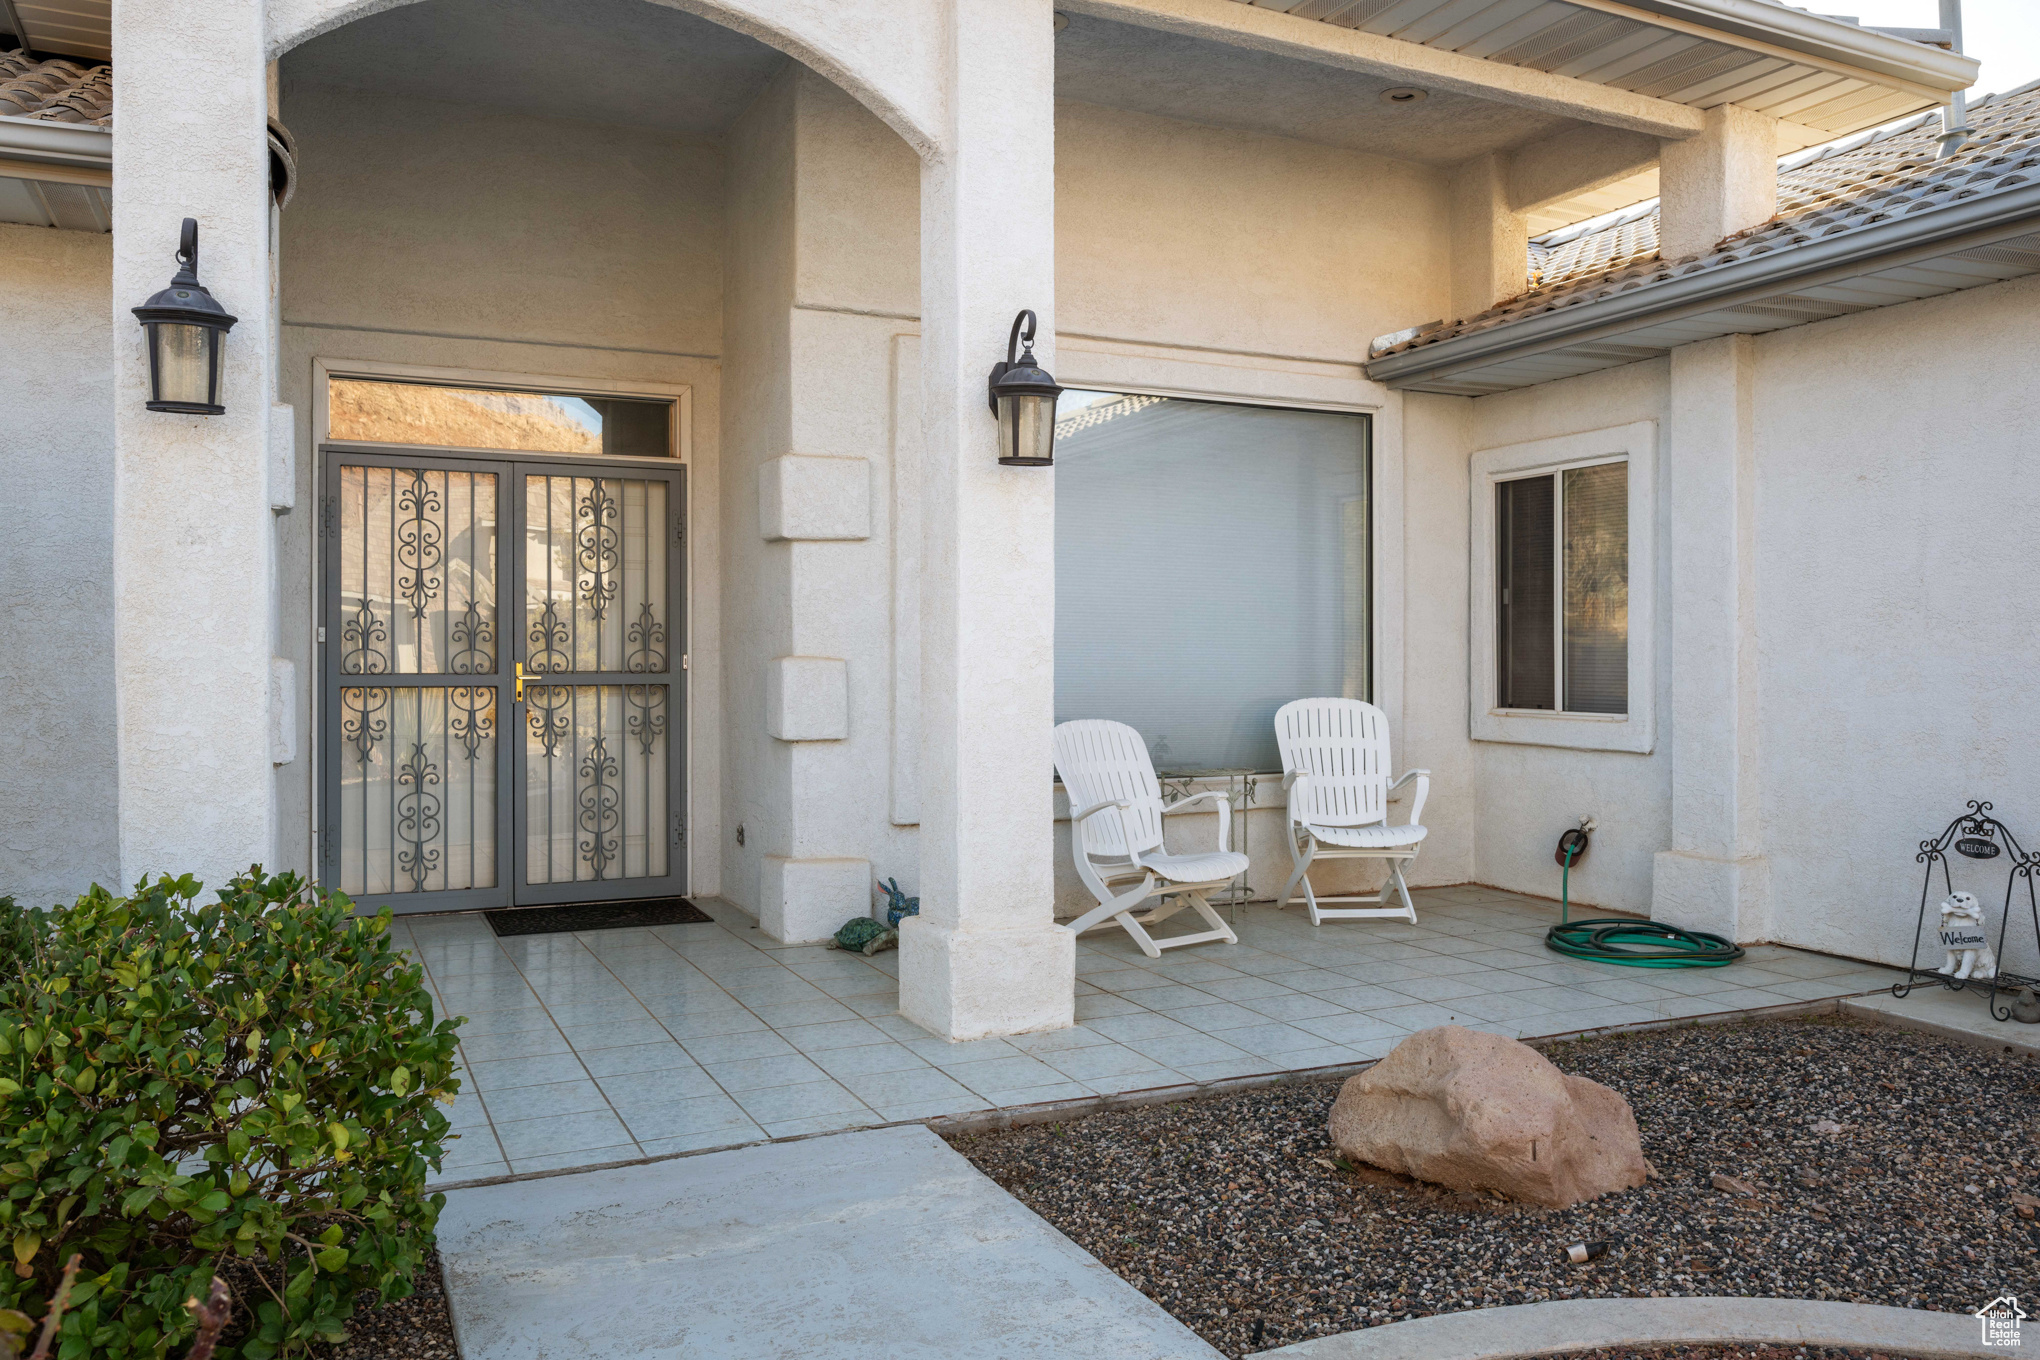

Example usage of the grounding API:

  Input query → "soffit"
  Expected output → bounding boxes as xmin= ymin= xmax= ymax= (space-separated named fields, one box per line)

xmin=1236 ymin=0 xmax=1968 ymax=140
xmin=1057 ymin=9 xmax=1586 ymax=164
xmin=6 ymin=0 xmax=108 ymax=62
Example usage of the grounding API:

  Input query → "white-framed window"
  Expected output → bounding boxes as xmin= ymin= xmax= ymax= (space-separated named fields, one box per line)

xmin=1470 ymin=421 xmax=1654 ymax=754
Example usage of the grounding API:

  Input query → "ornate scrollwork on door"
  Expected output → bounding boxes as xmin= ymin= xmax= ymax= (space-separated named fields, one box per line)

xmin=624 ymin=684 xmax=666 ymax=757
xmin=341 ymin=602 xmax=389 ymax=676
xmin=396 ymin=469 xmax=445 ymax=622
xmin=449 ymin=601 xmax=495 ymax=674
xmin=525 ymin=684 xmax=571 ymax=758
xmin=625 ymin=600 xmax=666 ymax=673
xmin=395 ymin=740 xmax=443 ymax=892
xmin=340 ymin=687 xmax=389 ymax=766
xmin=450 ymin=686 xmax=495 ymax=760
xmin=576 ymin=479 xmax=620 ymax=621
xmin=577 ymin=735 xmax=621 ymax=878
xmin=528 ymin=601 xmax=570 ymax=674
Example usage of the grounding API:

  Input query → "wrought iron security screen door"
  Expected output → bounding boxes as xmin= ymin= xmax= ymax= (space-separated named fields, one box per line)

xmin=320 ymin=451 xmax=685 ymax=914
xmin=513 ymin=466 xmax=685 ymax=904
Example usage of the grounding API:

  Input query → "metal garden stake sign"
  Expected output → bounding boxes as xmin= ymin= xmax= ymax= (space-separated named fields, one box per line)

xmin=1894 ymin=801 xmax=2040 ymax=1021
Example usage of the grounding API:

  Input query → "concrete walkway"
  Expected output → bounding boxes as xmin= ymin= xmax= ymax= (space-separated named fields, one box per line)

xmin=405 ymin=887 xmax=1903 ymax=1185
xmin=1252 ymin=1296 xmax=2005 ymax=1360
xmin=434 ymin=1124 xmax=1222 ymax=1360
xmin=1845 ymin=979 xmax=2040 ymax=1058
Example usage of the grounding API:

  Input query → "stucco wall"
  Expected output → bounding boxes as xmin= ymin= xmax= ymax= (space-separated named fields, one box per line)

xmin=1429 ymin=275 xmax=2040 ymax=968
xmin=1456 ymin=361 xmax=1672 ymax=915
xmin=720 ymin=68 xmax=800 ymax=916
xmin=1750 ymin=273 xmax=2040 ymax=972
xmin=277 ymin=80 xmax=727 ymax=893
xmin=0 ymin=225 xmax=118 ymax=907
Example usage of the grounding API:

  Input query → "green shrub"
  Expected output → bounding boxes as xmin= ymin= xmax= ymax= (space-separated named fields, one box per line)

xmin=0 ymin=870 xmax=462 ymax=1359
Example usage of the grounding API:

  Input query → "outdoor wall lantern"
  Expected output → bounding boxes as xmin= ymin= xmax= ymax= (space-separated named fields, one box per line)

xmin=133 ymin=217 xmax=238 ymax=415
xmin=987 ymin=309 xmax=1062 ymax=467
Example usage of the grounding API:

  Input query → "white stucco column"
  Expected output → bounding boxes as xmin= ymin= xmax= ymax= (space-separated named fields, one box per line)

xmin=1448 ymin=152 xmax=1527 ymax=320
xmin=1658 ymin=104 xmax=1778 ymax=261
xmin=111 ymin=0 xmax=276 ymax=889
xmin=899 ymin=0 xmax=1073 ymax=1040
xmin=1652 ymin=335 xmax=1768 ymax=942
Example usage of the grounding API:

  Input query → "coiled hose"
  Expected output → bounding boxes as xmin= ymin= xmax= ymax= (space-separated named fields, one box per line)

xmin=1544 ymin=839 xmax=1744 ymax=968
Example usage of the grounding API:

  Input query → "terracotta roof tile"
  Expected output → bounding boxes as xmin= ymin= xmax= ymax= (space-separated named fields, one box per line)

xmin=1375 ymin=80 xmax=2040 ymax=360
xmin=0 ymin=53 xmax=112 ymax=126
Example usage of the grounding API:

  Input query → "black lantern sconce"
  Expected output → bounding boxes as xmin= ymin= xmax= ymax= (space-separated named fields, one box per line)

xmin=986 ymin=309 xmax=1062 ymax=467
xmin=133 ymin=218 xmax=238 ymax=415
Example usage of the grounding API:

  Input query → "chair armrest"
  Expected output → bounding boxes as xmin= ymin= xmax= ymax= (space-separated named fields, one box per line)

xmin=1071 ymin=798 xmax=1145 ymax=869
xmin=1282 ymin=771 xmax=1311 ymax=820
xmin=1160 ymin=788 xmax=1232 ymax=853
xmin=1389 ymin=769 xmax=1431 ymax=828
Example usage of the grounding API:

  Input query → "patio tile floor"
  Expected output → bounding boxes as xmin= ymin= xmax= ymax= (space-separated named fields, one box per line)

xmin=398 ymin=886 xmax=1903 ymax=1185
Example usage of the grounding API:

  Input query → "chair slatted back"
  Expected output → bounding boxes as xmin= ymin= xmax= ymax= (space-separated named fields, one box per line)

xmin=1275 ymin=698 xmax=1391 ymax=829
xmin=1053 ymin=720 xmax=1166 ymax=859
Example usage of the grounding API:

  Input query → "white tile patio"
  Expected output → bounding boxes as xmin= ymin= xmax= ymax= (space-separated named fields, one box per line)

xmin=399 ymin=885 xmax=1905 ymax=1185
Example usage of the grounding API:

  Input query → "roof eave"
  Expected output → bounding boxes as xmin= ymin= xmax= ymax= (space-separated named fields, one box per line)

xmin=1365 ymin=180 xmax=2040 ymax=391
xmin=0 ymin=112 xmax=111 ymax=168
xmin=1574 ymin=0 xmax=1979 ymax=93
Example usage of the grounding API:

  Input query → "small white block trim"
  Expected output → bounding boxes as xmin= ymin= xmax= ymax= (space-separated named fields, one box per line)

xmin=766 ymin=656 xmax=849 ymax=742
xmin=759 ymin=454 xmax=870 ymax=541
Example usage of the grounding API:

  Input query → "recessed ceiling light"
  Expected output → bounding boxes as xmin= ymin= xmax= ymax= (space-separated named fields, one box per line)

xmin=1381 ymin=86 xmax=1429 ymax=104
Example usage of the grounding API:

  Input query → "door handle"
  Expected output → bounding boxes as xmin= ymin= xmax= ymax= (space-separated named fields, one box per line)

xmin=515 ymin=662 xmax=528 ymax=702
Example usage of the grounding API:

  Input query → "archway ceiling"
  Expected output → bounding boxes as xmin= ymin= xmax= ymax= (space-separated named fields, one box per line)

xmin=280 ymin=0 xmax=789 ymax=135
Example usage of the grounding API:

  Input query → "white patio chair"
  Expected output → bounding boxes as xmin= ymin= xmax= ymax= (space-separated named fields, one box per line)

xmin=1275 ymin=698 xmax=1430 ymax=926
xmin=1052 ymin=719 xmax=1246 ymax=958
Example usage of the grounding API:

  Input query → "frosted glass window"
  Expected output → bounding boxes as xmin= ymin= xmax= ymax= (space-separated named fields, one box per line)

xmin=1494 ymin=459 xmax=1627 ymax=716
xmin=1054 ymin=391 xmax=1370 ymax=774
xmin=330 ymin=379 xmax=672 ymax=457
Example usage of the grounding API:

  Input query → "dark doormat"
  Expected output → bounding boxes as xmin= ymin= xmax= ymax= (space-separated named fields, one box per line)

xmin=485 ymin=898 xmax=715 ymax=937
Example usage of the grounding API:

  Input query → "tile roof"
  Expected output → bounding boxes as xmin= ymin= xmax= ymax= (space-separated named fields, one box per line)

xmin=0 ymin=53 xmax=111 ymax=125
xmin=1376 ymin=80 xmax=2040 ymax=361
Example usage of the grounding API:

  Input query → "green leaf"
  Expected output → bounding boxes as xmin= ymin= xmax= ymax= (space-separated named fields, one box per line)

xmin=316 ymin=1247 xmax=349 ymax=1272
xmin=319 ymin=1224 xmax=345 ymax=1247
xmin=11 ymin=1233 xmax=38 ymax=1266
xmin=390 ymin=1066 xmax=411 ymax=1097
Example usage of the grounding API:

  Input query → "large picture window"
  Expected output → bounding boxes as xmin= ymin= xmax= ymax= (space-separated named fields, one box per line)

xmin=1054 ymin=391 xmax=1371 ymax=774
xmin=1496 ymin=459 xmax=1628 ymax=716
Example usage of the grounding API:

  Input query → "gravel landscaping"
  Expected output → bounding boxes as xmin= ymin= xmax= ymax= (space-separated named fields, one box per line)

xmin=212 ymin=1250 xmax=459 ymax=1359
xmin=950 ymin=1015 xmax=2040 ymax=1359
xmin=308 ymin=1250 xmax=458 ymax=1360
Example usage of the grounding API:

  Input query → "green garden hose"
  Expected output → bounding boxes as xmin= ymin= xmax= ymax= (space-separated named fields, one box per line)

xmin=1543 ymin=839 xmax=1744 ymax=968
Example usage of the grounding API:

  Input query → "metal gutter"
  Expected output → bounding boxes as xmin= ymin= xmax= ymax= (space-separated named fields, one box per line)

xmin=0 ymin=112 xmax=111 ymax=169
xmin=1570 ymin=0 xmax=1979 ymax=92
xmin=1365 ymin=179 xmax=2040 ymax=389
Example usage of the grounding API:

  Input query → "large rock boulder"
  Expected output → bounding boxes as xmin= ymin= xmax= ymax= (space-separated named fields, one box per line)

xmin=1328 ymin=1025 xmax=1650 ymax=1209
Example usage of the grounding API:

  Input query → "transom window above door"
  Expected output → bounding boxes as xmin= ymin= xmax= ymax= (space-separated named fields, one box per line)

xmin=329 ymin=377 xmax=675 ymax=457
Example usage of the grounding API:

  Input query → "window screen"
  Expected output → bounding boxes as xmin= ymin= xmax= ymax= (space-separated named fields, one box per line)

xmin=1495 ymin=460 xmax=1627 ymax=716
xmin=1496 ymin=475 xmax=1555 ymax=711
xmin=329 ymin=379 xmax=673 ymax=457
xmin=1054 ymin=391 xmax=1370 ymax=774
xmin=1562 ymin=462 xmax=1628 ymax=714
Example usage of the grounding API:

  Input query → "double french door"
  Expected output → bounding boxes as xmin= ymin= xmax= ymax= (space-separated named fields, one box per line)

xmin=318 ymin=449 xmax=685 ymax=914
